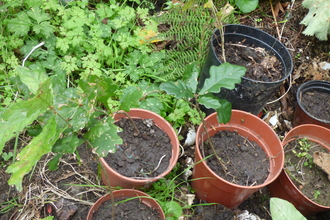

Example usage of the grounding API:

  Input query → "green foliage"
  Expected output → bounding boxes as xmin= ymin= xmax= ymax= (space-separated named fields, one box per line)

xmin=0 ymin=0 xmax=178 ymax=191
xmin=270 ymin=198 xmax=307 ymax=220
xmin=153 ymin=1 xmax=214 ymax=80
xmin=160 ymin=62 xmax=245 ymax=124
xmin=292 ymin=138 xmax=313 ymax=168
xmin=230 ymin=0 xmax=259 ymax=13
xmin=301 ymin=0 xmax=330 ymax=40
xmin=145 ymin=163 xmax=184 ymax=219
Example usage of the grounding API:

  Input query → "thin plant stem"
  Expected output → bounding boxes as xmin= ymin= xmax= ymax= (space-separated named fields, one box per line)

xmin=195 ymin=99 xmax=227 ymax=171
xmin=116 ymin=111 xmax=140 ymax=136
xmin=12 ymin=132 xmax=19 ymax=164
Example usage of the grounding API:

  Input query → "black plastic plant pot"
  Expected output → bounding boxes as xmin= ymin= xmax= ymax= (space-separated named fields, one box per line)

xmin=198 ymin=24 xmax=293 ymax=115
xmin=293 ymin=80 xmax=330 ymax=129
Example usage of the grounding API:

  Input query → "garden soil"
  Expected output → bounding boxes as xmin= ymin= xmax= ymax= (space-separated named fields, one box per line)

xmin=300 ymin=90 xmax=330 ymax=121
xmin=92 ymin=197 xmax=160 ymax=220
xmin=284 ymin=139 xmax=330 ymax=207
xmin=103 ymin=118 xmax=172 ymax=178
xmin=214 ymin=41 xmax=284 ymax=82
xmin=203 ymin=130 xmax=269 ymax=186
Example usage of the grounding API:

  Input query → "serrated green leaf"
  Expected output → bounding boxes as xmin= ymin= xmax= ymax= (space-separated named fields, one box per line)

xmin=182 ymin=63 xmax=199 ymax=94
xmin=84 ymin=117 xmax=123 ymax=157
xmin=33 ymin=21 xmax=54 ymax=38
xmin=160 ymin=81 xmax=194 ymax=100
xmin=270 ymin=198 xmax=307 ymax=220
xmin=79 ymin=75 xmax=118 ymax=108
xmin=7 ymin=12 xmax=31 ymax=36
xmin=27 ymin=7 xmax=50 ymax=24
xmin=16 ymin=66 xmax=48 ymax=94
xmin=140 ymin=97 xmax=165 ymax=116
xmin=119 ymin=86 xmax=143 ymax=112
xmin=199 ymin=63 xmax=245 ymax=95
xmin=301 ymin=0 xmax=330 ymax=41
xmin=215 ymin=99 xmax=232 ymax=124
xmin=0 ymin=79 xmax=52 ymax=153
xmin=6 ymin=116 xmax=65 ymax=191
xmin=48 ymin=153 xmax=63 ymax=171
xmin=51 ymin=76 xmax=92 ymax=132
xmin=52 ymin=134 xmax=84 ymax=154
xmin=198 ymin=93 xmax=222 ymax=109
xmin=235 ymin=0 xmax=259 ymax=13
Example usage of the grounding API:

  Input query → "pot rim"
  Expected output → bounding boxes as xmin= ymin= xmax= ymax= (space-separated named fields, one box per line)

xmin=296 ymin=80 xmax=330 ymax=123
xmin=211 ymin=24 xmax=292 ymax=84
xmin=86 ymin=189 xmax=165 ymax=220
xmin=281 ymin=124 xmax=330 ymax=209
xmin=99 ymin=108 xmax=180 ymax=184
xmin=194 ymin=109 xmax=284 ymax=189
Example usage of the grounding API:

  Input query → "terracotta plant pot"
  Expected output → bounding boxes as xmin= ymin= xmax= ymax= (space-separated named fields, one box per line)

xmin=268 ymin=124 xmax=330 ymax=216
xmin=293 ymin=80 xmax=330 ymax=129
xmin=86 ymin=189 xmax=165 ymax=220
xmin=191 ymin=110 xmax=284 ymax=209
xmin=99 ymin=108 xmax=180 ymax=189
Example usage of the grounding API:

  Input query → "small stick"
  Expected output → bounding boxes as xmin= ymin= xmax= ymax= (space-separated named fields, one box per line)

xmin=270 ymin=0 xmax=282 ymax=41
xmin=22 ymin=41 xmax=45 ymax=67
xmin=150 ymin=155 xmax=166 ymax=175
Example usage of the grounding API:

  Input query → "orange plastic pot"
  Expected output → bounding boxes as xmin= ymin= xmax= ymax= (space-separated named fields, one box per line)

xmin=99 ymin=108 xmax=180 ymax=189
xmin=86 ymin=189 xmax=165 ymax=220
xmin=292 ymin=80 xmax=330 ymax=129
xmin=268 ymin=124 xmax=330 ymax=216
xmin=191 ymin=110 xmax=284 ymax=209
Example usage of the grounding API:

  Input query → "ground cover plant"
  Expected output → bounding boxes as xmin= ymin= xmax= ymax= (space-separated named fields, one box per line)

xmin=0 ymin=0 xmax=330 ymax=219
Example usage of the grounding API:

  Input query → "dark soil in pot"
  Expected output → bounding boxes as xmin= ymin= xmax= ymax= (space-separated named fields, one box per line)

xmin=300 ymin=90 xmax=330 ymax=121
xmin=92 ymin=196 xmax=160 ymax=220
xmin=103 ymin=118 xmax=172 ymax=178
xmin=202 ymin=130 xmax=270 ymax=186
xmin=284 ymin=138 xmax=330 ymax=207
xmin=214 ymin=41 xmax=283 ymax=82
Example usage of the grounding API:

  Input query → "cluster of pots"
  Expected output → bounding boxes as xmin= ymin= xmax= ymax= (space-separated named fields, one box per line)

xmin=87 ymin=24 xmax=330 ymax=219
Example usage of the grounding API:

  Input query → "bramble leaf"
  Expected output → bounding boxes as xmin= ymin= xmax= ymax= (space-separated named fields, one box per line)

xmin=84 ymin=117 xmax=123 ymax=157
xmin=119 ymin=86 xmax=143 ymax=112
xmin=140 ymin=97 xmax=165 ymax=116
xmin=160 ymin=81 xmax=194 ymax=100
xmin=6 ymin=115 xmax=65 ymax=191
xmin=199 ymin=63 xmax=245 ymax=95
xmin=0 ymin=79 xmax=52 ymax=153
xmin=16 ymin=66 xmax=48 ymax=94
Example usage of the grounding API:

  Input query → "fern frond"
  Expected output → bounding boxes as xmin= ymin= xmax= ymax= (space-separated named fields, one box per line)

xmin=153 ymin=1 xmax=214 ymax=80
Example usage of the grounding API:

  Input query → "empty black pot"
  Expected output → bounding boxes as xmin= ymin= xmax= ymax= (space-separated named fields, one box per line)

xmin=198 ymin=24 xmax=293 ymax=115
